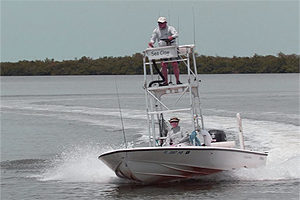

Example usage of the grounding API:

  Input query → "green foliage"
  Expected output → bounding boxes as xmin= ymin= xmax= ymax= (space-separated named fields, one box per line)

xmin=196 ymin=53 xmax=299 ymax=74
xmin=1 ymin=53 xmax=299 ymax=76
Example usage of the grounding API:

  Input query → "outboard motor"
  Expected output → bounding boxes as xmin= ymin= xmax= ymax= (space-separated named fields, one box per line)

xmin=208 ymin=129 xmax=227 ymax=143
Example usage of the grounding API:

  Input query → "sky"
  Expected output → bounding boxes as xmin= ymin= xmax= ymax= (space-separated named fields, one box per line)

xmin=1 ymin=0 xmax=299 ymax=62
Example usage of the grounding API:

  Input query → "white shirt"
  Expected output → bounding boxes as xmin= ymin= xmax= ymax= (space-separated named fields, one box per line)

xmin=165 ymin=126 xmax=183 ymax=145
xmin=164 ymin=126 xmax=188 ymax=146
xmin=150 ymin=25 xmax=178 ymax=47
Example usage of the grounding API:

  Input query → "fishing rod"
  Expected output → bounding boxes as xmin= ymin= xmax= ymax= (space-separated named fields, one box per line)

xmin=115 ymin=79 xmax=127 ymax=148
xmin=193 ymin=7 xmax=196 ymax=45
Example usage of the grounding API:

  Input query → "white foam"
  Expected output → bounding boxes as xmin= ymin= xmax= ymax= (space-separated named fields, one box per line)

xmin=202 ymin=115 xmax=300 ymax=181
xmin=39 ymin=144 xmax=119 ymax=183
xmin=233 ymin=155 xmax=300 ymax=181
xmin=200 ymin=155 xmax=300 ymax=182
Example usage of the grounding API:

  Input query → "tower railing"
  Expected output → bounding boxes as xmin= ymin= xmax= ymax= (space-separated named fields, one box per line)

xmin=142 ymin=44 xmax=204 ymax=146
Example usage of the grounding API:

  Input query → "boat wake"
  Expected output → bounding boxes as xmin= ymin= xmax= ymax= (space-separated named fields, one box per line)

xmin=232 ymin=155 xmax=300 ymax=181
xmin=2 ymin=98 xmax=298 ymax=183
xmin=24 ymin=112 xmax=297 ymax=184
xmin=34 ymin=141 xmax=299 ymax=184
xmin=2 ymin=145 xmax=299 ymax=185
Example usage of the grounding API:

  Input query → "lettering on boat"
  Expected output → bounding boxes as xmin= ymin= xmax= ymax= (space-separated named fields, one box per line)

xmin=150 ymin=49 xmax=170 ymax=57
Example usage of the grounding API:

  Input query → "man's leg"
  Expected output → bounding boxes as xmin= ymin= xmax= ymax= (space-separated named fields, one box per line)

xmin=172 ymin=62 xmax=181 ymax=84
xmin=161 ymin=62 xmax=168 ymax=84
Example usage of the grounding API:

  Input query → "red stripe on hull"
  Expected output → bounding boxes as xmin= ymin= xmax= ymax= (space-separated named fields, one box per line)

xmin=115 ymin=161 xmax=223 ymax=183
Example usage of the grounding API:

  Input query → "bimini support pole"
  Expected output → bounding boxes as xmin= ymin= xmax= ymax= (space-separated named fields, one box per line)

xmin=192 ymin=48 xmax=204 ymax=130
xmin=143 ymin=55 xmax=152 ymax=147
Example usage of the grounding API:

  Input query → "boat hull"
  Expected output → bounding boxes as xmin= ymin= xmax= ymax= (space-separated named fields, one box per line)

xmin=99 ymin=146 xmax=267 ymax=183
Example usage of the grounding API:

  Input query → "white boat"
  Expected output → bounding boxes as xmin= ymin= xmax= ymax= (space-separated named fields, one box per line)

xmin=99 ymin=44 xmax=268 ymax=183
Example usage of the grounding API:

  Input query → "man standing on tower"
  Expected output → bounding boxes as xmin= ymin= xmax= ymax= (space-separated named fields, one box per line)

xmin=148 ymin=17 xmax=182 ymax=86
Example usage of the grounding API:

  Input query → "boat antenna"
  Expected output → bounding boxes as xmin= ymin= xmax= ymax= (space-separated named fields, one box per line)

xmin=177 ymin=16 xmax=180 ymax=45
xmin=193 ymin=7 xmax=196 ymax=45
xmin=115 ymin=79 xmax=127 ymax=148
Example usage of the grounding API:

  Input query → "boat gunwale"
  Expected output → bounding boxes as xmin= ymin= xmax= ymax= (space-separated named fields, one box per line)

xmin=98 ymin=146 xmax=268 ymax=159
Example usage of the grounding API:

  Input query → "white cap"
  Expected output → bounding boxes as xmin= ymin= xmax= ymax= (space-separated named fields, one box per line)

xmin=157 ymin=17 xmax=167 ymax=23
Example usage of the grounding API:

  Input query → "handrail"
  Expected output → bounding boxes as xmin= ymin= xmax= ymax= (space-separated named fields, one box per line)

xmin=144 ymin=58 xmax=188 ymax=65
xmin=148 ymin=108 xmax=191 ymax=115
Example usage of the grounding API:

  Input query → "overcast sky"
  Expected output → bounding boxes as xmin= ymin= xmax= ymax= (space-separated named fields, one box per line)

xmin=1 ymin=0 xmax=299 ymax=62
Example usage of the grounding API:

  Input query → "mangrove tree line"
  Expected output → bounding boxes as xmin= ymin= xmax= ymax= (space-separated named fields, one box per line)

xmin=1 ymin=53 xmax=299 ymax=76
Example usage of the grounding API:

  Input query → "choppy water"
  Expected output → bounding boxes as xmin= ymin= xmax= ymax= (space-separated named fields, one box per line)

xmin=1 ymin=74 xmax=299 ymax=199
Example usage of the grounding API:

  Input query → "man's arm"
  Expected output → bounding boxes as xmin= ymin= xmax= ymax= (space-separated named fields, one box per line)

xmin=149 ymin=28 xmax=158 ymax=45
xmin=168 ymin=26 xmax=178 ymax=41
